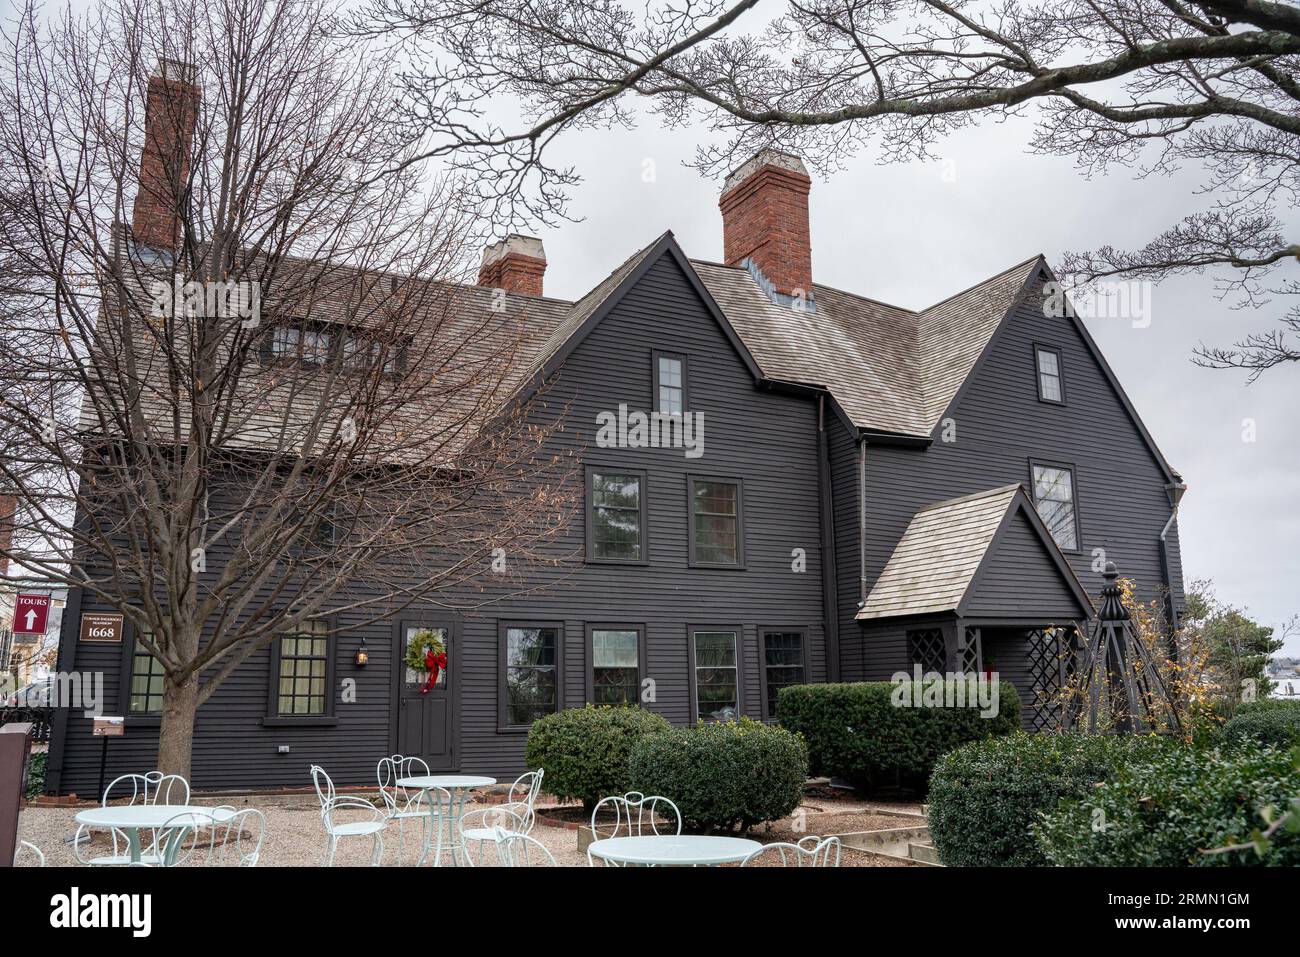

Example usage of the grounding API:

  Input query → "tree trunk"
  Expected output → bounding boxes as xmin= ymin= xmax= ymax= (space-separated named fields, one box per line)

xmin=157 ymin=674 xmax=199 ymax=782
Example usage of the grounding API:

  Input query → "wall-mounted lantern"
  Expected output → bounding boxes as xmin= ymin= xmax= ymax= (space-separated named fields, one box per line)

xmin=354 ymin=638 xmax=369 ymax=667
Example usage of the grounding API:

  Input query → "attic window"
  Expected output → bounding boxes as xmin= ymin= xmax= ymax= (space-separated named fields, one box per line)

xmin=1035 ymin=345 xmax=1064 ymax=404
xmin=263 ymin=321 xmax=406 ymax=375
xmin=654 ymin=351 xmax=687 ymax=415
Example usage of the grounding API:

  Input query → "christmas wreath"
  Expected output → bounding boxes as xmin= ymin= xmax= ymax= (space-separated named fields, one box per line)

xmin=405 ymin=629 xmax=447 ymax=694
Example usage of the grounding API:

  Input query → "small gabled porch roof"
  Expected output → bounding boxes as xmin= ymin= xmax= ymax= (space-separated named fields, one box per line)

xmin=856 ymin=484 xmax=1095 ymax=623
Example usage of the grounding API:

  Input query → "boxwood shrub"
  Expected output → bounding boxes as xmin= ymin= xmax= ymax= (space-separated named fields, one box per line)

xmin=628 ymin=717 xmax=808 ymax=833
xmin=775 ymin=680 xmax=1020 ymax=793
xmin=525 ymin=705 xmax=671 ymax=812
xmin=927 ymin=732 xmax=1169 ymax=867
xmin=1221 ymin=699 xmax=1300 ymax=750
xmin=1037 ymin=742 xmax=1300 ymax=866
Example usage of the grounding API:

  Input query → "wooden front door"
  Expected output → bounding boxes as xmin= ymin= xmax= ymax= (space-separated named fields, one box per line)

xmin=393 ymin=618 xmax=456 ymax=769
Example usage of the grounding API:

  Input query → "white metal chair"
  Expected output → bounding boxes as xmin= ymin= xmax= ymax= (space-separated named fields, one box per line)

xmin=459 ymin=768 xmax=544 ymax=865
xmin=157 ymin=806 xmax=267 ymax=867
xmin=310 ymin=765 xmax=387 ymax=866
xmin=73 ymin=771 xmax=191 ymax=866
xmin=492 ymin=825 xmax=557 ymax=867
xmin=740 ymin=835 xmax=842 ymax=867
xmin=14 ymin=840 xmax=45 ymax=866
xmin=460 ymin=806 xmax=528 ymax=866
xmin=587 ymin=792 xmax=682 ymax=867
xmin=376 ymin=754 xmax=437 ymax=864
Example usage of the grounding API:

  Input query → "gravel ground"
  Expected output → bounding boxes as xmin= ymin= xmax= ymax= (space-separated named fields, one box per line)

xmin=17 ymin=793 xmax=923 ymax=867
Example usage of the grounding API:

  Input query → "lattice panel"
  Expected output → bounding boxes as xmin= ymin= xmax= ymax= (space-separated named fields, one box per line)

xmin=960 ymin=628 xmax=982 ymax=675
xmin=906 ymin=628 xmax=947 ymax=675
xmin=1026 ymin=627 xmax=1072 ymax=731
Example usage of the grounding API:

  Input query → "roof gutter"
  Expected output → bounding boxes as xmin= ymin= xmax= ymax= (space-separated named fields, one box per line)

xmin=859 ymin=428 xmax=931 ymax=449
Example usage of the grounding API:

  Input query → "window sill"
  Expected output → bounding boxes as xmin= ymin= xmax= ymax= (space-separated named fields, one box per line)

xmin=688 ymin=561 xmax=746 ymax=571
xmin=585 ymin=557 xmax=651 ymax=567
xmin=496 ymin=725 xmax=532 ymax=735
xmin=261 ymin=716 xmax=338 ymax=728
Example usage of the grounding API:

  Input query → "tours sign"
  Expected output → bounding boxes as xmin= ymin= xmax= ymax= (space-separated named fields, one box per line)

xmin=12 ymin=593 xmax=49 ymax=636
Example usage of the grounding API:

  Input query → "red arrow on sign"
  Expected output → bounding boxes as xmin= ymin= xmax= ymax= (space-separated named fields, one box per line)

xmin=13 ymin=593 xmax=50 ymax=635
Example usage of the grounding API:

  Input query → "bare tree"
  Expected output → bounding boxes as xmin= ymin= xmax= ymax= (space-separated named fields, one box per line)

xmin=0 ymin=0 xmax=577 ymax=778
xmin=365 ymin=0 xmax=1300 ymax=378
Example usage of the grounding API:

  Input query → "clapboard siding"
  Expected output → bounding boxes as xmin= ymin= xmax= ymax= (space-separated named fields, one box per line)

xmin=964 ymin=510 xmax=1088 ymax=619
xmin=51 ymin=249 xmax=828 ymax=793
xmin=49 ymin=259 xmax=1185 ymax=794
xmin=842 ymin=273 xmax=1183 ymax=675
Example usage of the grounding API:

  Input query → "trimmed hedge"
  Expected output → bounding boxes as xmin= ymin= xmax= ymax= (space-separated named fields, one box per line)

xmin=525 ymin=705 xmax=671 ymax=812
xmin=1222 ymin=699 xmax=1300 ymax=750
xmin=928 ymin=732 xmax=1169 ymax=867
xmin=628 ymin=717 xmax=807 ymax=833
xmin=1037 ymin=743 xmax=1300 ymax=866
xmin=776 ymin=680 xmax=1020 ymax=793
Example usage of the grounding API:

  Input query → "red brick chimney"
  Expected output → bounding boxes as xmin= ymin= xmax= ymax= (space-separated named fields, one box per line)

xmin=131 ymin=59 xmax=201 ymax=254
xmin=719 ymin=149 xmax=813 ymax=302
xmin=478 ymin=235 xmax=547 ymax=297
xmin=0 ymin=494 xmax=15 ymax=577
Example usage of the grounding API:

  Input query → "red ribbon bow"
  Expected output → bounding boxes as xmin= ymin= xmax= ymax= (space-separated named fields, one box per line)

xmin=421 ymin=648 xmax=447 ymax=694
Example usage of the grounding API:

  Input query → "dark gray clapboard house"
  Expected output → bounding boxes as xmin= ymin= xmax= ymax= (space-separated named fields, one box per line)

xmin=45 ymin=86 xmax=1185 ymax=792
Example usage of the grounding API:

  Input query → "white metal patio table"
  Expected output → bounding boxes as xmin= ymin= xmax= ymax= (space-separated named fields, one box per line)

xmin=73 ymin=805 xmax=225 ymax=865
xmin=588 ymin=835 xmax=762 ymax=867
xmin=396 ymin=774 xmax=496 ymax=866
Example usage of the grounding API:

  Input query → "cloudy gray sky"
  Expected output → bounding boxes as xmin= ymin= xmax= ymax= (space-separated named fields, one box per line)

xmin=523 ymin=111 xmax=1300 ymax=653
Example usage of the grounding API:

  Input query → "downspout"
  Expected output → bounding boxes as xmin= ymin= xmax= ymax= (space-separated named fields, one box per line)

xmin=43 ymin=584 xmax=83 ymax=795
xmin=858 ymin=438 xmax=868 ymax=608
xmin=1159 ymin=480 xmax=1188 ymax=662
xmin=816 ymin=395 xmax=841 ymax=682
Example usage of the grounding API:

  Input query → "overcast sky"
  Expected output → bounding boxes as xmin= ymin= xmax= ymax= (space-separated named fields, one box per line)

xmin=521 ymin=110 xmax=1300 ymax=655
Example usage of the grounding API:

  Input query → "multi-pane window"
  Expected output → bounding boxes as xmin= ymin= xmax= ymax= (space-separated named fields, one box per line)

xmin=276 ymin=620 xmax=329 ymax=716
xmin=589 ymin=471 xmax=645 ymax=562
xmin=270 ymin=324 xmax=332 ymax=365
xmin=761 ymin=630 xmax=805 ymax=719
xmin=1032 ymin=463 xmax=1079 ymax=551
xmin=656 ymin=354 xmax=685 ymax=415
xmin=693 ymin=630 xmax=738 ymax=722
xmin=503 ymin=625 xmax=559 ymax=725
xmin=1036 ymin=346 xmax=1064 ymax=403
xmin=691 ymin=479 xmax=741 ymax=565
xmin=592 ymin=628 xmax=640 ymax=705
xmin=128 ymin=631 xmax=165 ymax=714
xmin=342 ymin=332 xmax=402 ymax=375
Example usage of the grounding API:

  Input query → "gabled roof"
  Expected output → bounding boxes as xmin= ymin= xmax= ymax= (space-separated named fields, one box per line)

xmin=691 ymin=256 xmax=1042 ymax=438
xmin=856 ymin=484 xmax=1094 ymax=621
xmin=516 ymin=232 xmax=763 ymax=400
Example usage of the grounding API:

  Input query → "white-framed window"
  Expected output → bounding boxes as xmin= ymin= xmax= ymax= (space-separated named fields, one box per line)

xmin=654 ymin=352 xmax=687 ymax=415
xmin=1035 ymin=345 xmax=1064 ymax=403
xmin=1031 ymin=462 xmax=1079 ymax=551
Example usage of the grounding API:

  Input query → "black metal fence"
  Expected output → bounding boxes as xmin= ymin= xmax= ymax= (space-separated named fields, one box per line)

xmin=0 ymin=706 xmax=53 ymax=742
